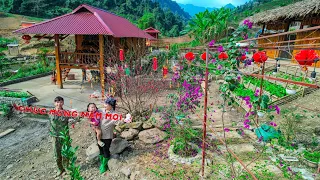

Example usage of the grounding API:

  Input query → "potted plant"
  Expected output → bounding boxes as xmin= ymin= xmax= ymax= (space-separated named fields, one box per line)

xmin=303 ymin=150 xmax=319 ymax=168
xmin=286 ymin=84 xmax=299 ymax=95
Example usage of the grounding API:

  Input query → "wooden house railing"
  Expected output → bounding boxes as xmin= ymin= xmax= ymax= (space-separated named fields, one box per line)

xmin=60 ymin=52 xmax=100 ymax=66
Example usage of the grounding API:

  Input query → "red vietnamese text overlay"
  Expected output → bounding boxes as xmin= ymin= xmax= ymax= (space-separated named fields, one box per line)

xmin=13 ymin=104 xmax=122 ymax=120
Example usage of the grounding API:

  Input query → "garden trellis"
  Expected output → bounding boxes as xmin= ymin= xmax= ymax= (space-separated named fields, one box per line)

xmin=176 ymin=45 xmax=319 ymax=179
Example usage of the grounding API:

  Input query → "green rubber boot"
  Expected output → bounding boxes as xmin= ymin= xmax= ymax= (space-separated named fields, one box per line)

xmin=99 ymin=156 xmax=107 ymax=174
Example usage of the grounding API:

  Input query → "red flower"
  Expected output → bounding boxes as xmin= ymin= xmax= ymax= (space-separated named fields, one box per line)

xmin=295 ymin=49 xmax=318 ymax=66
xmin=218 ymin=52 xmax=228 ymax=60
xmin=241 ymin=55 xmax=247 ymax=61
xmin=152 ymin=57 xmax=158 ymax=71
xmin=119 ymin=49 xmax=124 ymax=61
xmin=253 ymin=51 xmax=268 ymax=63
xmin=185 ymin=52 xmax=195 ymax=62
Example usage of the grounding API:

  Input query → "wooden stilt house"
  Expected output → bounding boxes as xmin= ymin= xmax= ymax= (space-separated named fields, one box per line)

xmin=14 ymin=4 xmax=154 ymax=98
xmin=248 ymin=0 xmax=320 ymax=67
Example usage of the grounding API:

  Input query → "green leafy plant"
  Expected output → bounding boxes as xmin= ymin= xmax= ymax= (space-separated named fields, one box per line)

xmin=303 ymin=150 xmax=320 ymax=163
xmin=243 ymin=76 xmax=287 ymax=97
xmin=58 ymin=127 xmax=83 ymax=180
xmin=0 ymin=91 xmax=31 ymax=98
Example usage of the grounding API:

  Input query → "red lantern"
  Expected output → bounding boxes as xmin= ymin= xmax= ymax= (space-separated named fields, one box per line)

xmin=166 ymin=45 xmax=169 ymax=50
xmin=185 ymin=52 xmax=195 ymax=62
xmin=22 ymin=35 xmax=31 ymax=44
xmin=201 ymin=52 xmax=210 ymax=61
xmin=241 ymin=55 xmax=247 ymax=61
xmin=218 ymin=52 xmax=228 ymax=60
xmin=295 ymin=49 xmax=318 ymax=66
xmin=119 ymin=49 xmax=124 ymax=61
xmin=163 ymin=66 xmax=168 ymax=78
xmin=253 ymin=51 xmax=268 ymax=63
xmin=152 ymin=57 xmax=158 ymax=71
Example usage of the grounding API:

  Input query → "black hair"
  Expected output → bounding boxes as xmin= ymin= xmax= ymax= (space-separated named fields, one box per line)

xmin=105 ymin=97 xmax=116 ymax=111
xmin=87 ymin=103 xmax=98 ymax=112
xmin=54 ymin=96 xmax=64 ymax=102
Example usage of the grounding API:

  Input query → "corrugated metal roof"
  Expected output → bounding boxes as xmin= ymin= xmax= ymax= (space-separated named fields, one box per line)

xmin=14 ymin=4 xmax=155 ymax=39
xmin=144 ymin=27 xmax=160 ymax=33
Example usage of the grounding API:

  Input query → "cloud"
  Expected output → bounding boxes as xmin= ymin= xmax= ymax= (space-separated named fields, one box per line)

xmin=173 ymin=0 xmax=249 ymax=8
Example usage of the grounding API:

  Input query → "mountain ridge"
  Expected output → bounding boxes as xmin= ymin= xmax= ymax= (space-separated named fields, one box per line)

xmin=178 ymin=3 xmax=235 ymax=17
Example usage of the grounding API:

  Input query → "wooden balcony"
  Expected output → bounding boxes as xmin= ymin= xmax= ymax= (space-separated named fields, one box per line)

xmin=59 ymin=52 xmax=100 ymax=68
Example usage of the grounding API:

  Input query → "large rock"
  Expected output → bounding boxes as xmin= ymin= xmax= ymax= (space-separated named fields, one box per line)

xmin=120 ymin=128 xmax=139 ymax=140
xmin=110 ymin=138 xmax=129 ymax=154
xmin=115 ymin=125 xmax=123 ymax=133
xmin=142 ymin=121 xmax=154 ymax=129
xmin=120 ymin=122 xmax=143 ymax=130
xmin=130 ymin=171 xmax=140 ymax=180
xmin=138 ymin=128 xmax=167 ymax=144
xmin=149 ymin=113 xmax=167 ymax=129
xmin=120 ymin=166 xmax=131 ymax=178
xmin=108 ymin=158 xmax=122 ymax=172
xmin=86 ymin=143 xmax=100 ymax=160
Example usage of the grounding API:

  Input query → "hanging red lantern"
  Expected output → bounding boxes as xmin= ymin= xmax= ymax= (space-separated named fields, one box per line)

xmin=163 ymin=66 xmax=168 ymax=78
xmin=185 ymin=52 xmax=195 ymax=63
xmin=218 ymin=52 xmax=228 ymax=60
xmin=201 ymin=52 xmax=211 ymax=61
xmin=295 ymin=49 xmax=318 ymax=66
xmin=166 ymin=45 xmax=169 ymax=50
xmin=119 ymin=49 xmax=124 ymax=61
xmin=252 ymin=51 xmax=268 ymax=63
xmin=240 ymin=54 xmax=247 ymax=61
xmin=152 ymin=57 xmax=158 ymax=71
xmin=22 ymin=35 xmax=31 ymax=44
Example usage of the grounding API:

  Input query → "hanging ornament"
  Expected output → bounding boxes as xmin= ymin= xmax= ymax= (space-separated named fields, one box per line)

xmin=152 ymin=57 xmax=158 ymax=71
xmin=125 ymin=64 xmax=130 ymax=76
xmin=218 ymin=52 xmax=228 ymax=60
xmin=253 ymin=51 xmax=268 ymax=63
xmin=163 ymin=66 xmax=168 ymax=78
xmin=295 ymin=49 xmax=318 ymax=66
xmin=185 ymin=52 xmax=195 ymax=64
xmin=22 ymin=35 xmax=31 ymax=44
xmin=240 ymin=54 xmax=247 ymax=61
xmin=119 ymin=49 xmax=124 ymax=61
xmin=166 ymin=45 xmax=169 ymax=50
xmin=201 ymin=52 xmax=210 ymax=61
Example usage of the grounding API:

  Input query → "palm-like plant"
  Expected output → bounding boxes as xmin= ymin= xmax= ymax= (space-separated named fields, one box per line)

xmin=182 ymin=8 xmax=233 ymax=45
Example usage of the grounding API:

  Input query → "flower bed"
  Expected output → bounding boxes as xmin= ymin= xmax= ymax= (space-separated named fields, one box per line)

xmin=0 ymin=90 xmax=36 ymax=105
xmin=243 ymin=76 xmax=287 ymax=98
xmin=168 ymin=142 xmax=202 ymax=165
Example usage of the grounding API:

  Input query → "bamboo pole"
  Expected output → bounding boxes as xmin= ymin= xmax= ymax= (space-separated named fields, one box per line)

xmin=54 ymin=34 xmax=63 ymax=89
xmin=201 ymin=48 xmax=209 ymax=177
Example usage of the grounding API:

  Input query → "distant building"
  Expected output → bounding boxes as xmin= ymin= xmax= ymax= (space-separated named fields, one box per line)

xmin=144 ymin=27 xmax=160 ymax=39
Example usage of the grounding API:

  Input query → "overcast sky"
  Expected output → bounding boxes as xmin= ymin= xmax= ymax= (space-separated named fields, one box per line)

xmin=173 ymin=0 xmax=250 ymax=8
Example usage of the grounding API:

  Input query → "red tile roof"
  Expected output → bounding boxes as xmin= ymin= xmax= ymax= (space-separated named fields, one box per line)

xmin=144 ymin=27 xmax=160 ymax=33
xmin=14 ymin=4 xmax=154 ymax=39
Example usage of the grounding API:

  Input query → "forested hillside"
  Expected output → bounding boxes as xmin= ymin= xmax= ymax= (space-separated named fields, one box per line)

xmin=153 ymin=0 xmax=191 ymax=20
xmin=0 ymin=0 xmax=185 ymax=37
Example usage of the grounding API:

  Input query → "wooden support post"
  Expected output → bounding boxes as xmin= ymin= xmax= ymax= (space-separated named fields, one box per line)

xmin=54 ymin=34 xmax=63 ymax=89
xmin=99 ymin=35 xmax=105 ymax=99
xmin=261 ymin=23 xmax=265 ymax=35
